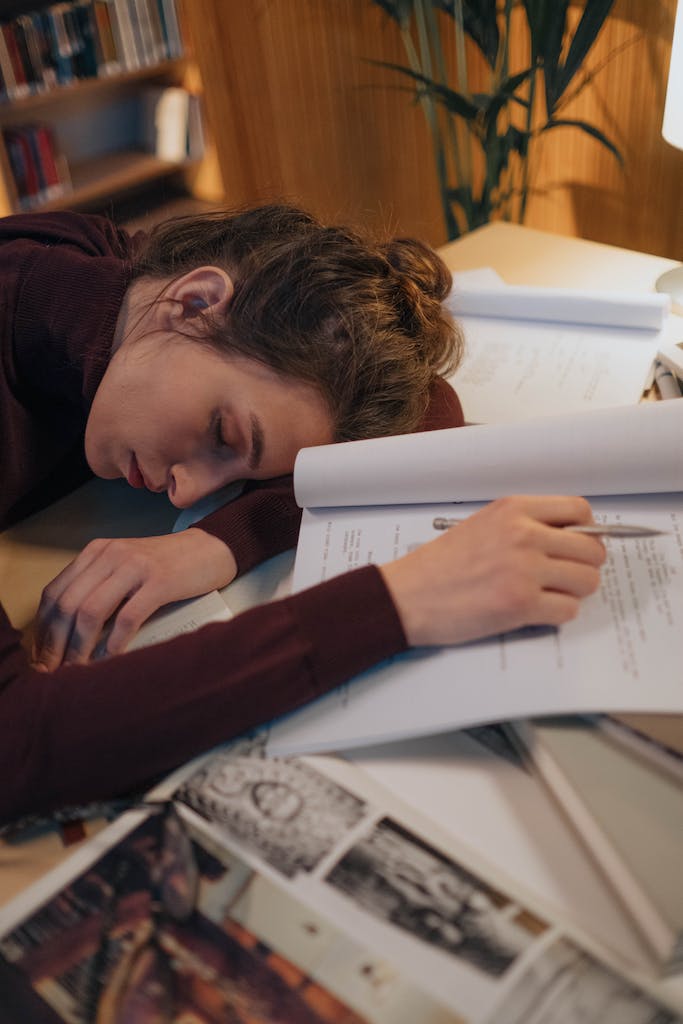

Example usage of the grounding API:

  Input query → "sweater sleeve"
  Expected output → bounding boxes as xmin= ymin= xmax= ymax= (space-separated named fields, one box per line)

xmin=197 ymin=378 xmax=466 ymax=576
xmin=0 ymin=565 xmax=406 ymax=825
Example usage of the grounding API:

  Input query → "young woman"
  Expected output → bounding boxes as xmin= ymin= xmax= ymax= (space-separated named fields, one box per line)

xmin=0 ymin=205 xmax=604 ymax=825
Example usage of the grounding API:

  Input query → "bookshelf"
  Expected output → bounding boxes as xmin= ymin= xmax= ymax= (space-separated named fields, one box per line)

xmin=0 ymin=1 xmax=223 ymax=217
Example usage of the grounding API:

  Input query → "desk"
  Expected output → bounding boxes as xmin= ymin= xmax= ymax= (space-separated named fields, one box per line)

xmin=1 ymin=223 xmax=681 ymax=1006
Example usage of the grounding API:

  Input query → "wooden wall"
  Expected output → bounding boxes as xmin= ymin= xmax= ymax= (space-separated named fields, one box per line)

xmin=184 ymin=0 xmax=682 ymax=258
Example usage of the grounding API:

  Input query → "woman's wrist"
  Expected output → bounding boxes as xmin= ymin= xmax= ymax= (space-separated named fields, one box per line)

xmin=185 ymin=528 xmax=238 ymax=589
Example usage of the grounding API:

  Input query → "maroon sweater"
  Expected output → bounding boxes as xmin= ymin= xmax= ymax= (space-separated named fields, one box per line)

xmin=0 ymin=211 xmax=464 ymax=824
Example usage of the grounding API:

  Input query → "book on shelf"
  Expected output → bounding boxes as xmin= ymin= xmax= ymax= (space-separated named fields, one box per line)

xmin=508 ymin=716 xmax=683 ymax=975
xmin=93 ymin=0 xmax=122 ymax=73
xmin=0 ymin=22 xmax=31 ymax=99
xmin=1 ymin=737 xmax=682 ymax=1022
xmin=261 ymin=399 xmax=683 ymax=758
xmin=445 ymin=269 xmax=671 ymax=423
xmin=157 ymin=0 xmax=183 ymax=59
xmin=0 ymin=0 xmax=184 ymax=101
xmin=139 ymin=84 xmax=203 ymax=163
xmin=3 ymin=123 xmax=70 ymax=209
xmin=114 ymin=0 xmax=142 ymax=69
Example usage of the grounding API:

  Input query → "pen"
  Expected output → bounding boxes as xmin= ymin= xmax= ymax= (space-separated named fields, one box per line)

xmin=431 ymin=517 xmax=668 ymax=538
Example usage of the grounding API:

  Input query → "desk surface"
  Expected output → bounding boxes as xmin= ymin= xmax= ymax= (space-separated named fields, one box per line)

xmin=0 ymin=222 xmax=679 ymax=924
xmin=440 ymin=221 xmax=678 ymax=292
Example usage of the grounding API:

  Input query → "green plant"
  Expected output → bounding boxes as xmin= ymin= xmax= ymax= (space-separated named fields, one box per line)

xmin=370 ymin=0 xmax=623 ymax=238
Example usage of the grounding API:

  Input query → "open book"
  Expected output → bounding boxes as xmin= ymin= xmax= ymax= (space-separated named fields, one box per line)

xmin=264 ymin=400 xmax=683 ymax=757
xmin=1 ymin=739 xmax=681 ymax=1021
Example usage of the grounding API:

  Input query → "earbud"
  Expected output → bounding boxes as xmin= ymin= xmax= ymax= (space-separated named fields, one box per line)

xmin=183 ymin=296 xmax=209 ymax=317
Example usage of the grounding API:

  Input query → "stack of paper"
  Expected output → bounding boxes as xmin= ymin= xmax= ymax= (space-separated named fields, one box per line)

xmin=445 ymin=271 xmax=670 ymax=423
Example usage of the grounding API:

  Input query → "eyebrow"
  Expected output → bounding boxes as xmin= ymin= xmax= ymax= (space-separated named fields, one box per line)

xmin=248 ymin=413 xmax=265 ymax=471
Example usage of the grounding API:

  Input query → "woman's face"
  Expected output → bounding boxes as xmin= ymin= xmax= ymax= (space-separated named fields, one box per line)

xmin=85 ymin=334 xmax=334 ymax=508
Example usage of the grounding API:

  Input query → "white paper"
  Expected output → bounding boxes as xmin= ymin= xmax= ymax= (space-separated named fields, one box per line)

xmin=127 ymin=589 xmax=232 ymax=650
xmin=448 ymin=283 xmax=668 ymax=330
xmin=268 ymin=492 xmax=683 ymax=756
xmin=443 ymin=281 xmax=668 ymax=423
xmin=293 ymin=401 xmax=683 ymax=510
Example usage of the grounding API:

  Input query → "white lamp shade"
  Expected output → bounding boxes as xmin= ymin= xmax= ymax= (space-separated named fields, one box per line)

xmin=663 ymin=0 xmax=683 ymax=149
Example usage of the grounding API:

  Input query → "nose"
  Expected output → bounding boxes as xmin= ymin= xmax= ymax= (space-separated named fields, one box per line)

xmin=168 ymin=461 xmax=241 ymax=509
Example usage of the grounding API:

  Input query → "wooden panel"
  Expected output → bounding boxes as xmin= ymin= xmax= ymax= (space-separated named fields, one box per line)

xmin=182 ymin=0 xmax=443 ymax=238
xmin=523 ymin=0 xmax=683 ymax=257
xmin=184 ymin=0 xmax=682 ymax=258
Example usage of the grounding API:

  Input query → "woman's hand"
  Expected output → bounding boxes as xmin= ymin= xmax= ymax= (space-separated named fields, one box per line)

xmin=380 ymin=496 xmax=606 ymax=648
xmin=32 ymin=529 xmax=238 ymax=669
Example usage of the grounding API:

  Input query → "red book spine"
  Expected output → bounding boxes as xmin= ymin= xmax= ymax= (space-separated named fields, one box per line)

xmin=35 ymin=124 xmax=63 ymax=197
xmin=6 ymin=127 xmax=41 ymax=206
xmin=2 ymin=25 xmax=30 ymax=98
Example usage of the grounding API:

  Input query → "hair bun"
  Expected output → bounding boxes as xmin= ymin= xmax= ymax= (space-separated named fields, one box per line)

xmin=382 ymin=237 xmax=452 ymax=303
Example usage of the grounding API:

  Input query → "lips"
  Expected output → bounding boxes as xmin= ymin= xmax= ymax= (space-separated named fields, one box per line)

xmin=127 ymin=452 xmax=146 ymax=489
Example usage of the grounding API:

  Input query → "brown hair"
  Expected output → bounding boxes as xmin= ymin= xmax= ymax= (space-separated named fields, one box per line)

xmin=133 ymin=204 xmax=463 ymax=441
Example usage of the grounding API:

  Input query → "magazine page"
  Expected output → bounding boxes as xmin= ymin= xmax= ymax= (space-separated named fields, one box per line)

xmin=1 ymin=743 xmax=681 ymax=1023
xmin=344 ymin=730 xmax=654 ymax=971
xmin=269 ymin=492 xmax=683 ymax=755
xmin=293 ymin=400 xmax=683 ymax=511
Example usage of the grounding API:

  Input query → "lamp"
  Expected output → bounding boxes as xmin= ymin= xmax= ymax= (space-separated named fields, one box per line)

xmin=656 ymin=0 xmax=683 ymax=305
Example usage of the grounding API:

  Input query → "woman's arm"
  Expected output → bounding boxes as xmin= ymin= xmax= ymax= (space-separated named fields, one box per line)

xmin=2 ymin=565 xmax=405 ymax=825
xmin=5 ymin=494 xmax=603 ymax=825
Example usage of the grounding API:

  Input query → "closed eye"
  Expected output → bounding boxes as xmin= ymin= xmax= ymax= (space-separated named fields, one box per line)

xmin=212 ymin=411 xmax=233 ymax=452
xmin=211 ymin=411 xmax=225 ymax=448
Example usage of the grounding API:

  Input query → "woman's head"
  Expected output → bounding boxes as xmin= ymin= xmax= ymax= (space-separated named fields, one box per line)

xmin=132 ymin=204 xmax=463 ymax=441
xmin=85 ymin=204 xmax=463 ymax=507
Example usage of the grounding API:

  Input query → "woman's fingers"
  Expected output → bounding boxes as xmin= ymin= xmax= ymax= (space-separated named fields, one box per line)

xmin=381 ymin=495 xmax=607 ymax=648
xmin=539 ymin=555 xmax=603 ymax=600
xmin=100 ymin=586 xmax=164 ymax=657
xmin=33 ymin=530 xmax=238 ymax=669
xmin=33 ymin=539 xmax=112 ymax=666
xmin=34 ymin=561 xmax=146 ymax=668
xmin=510 ymin=493 xmax=595 ymax=527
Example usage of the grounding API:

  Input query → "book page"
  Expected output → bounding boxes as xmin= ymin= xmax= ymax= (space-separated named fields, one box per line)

xmin=444 ymin=282 xmax=667 ymax=423
xmin=449 ymin=318 xmax=658 ymax=424
xmin=126 ymin=589 xmax=233 ymax=650
xmin=293 ymin=401 xmax=683 ymax=510
xmin=268 ymin=492 xmax=683 ymax=756
xmin=346 ymin=732 xmax=653 ymax=970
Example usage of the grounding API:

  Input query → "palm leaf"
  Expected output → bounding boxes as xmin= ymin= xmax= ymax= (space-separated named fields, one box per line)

xmin=541 ymin=1 xmax=569 ymax=114
xmin=543 ymin=117 xmax=623 ymax=164
xmin=373 ymin=0 xmax=416 ymax=27
xmin=368 ymin=59 xmax=480 ymax=119
xmin=555 ymin=0 xmax=615 ymax=100
xmin=432 ymin=0 xmax=499 ymax=67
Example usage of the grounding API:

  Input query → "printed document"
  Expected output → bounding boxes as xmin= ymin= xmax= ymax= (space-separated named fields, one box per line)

xmin=267 ymin=403 xmax=683 ymax=756
xmin=445 ymin=273 xmax=668 ymax=422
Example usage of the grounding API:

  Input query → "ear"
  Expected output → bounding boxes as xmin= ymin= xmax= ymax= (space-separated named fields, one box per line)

xmin=167 ymin=266 xmax=234 ymax=321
